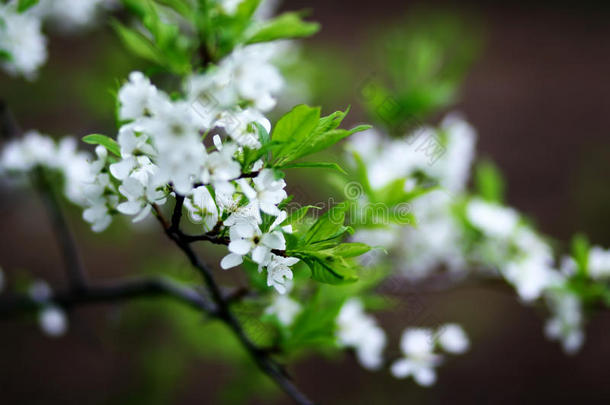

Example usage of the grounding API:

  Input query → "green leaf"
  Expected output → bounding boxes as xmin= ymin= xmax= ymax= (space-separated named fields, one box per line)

xmin=17 ymin=0 xmax=39 ymax=12
xmin=300 ymin=253 xmax=358 ymax=285
xmin=271 ymin=105 xmax=370 ymax=166
xmin=112 ymin=20 xmax=164 ymax=65
xmin=272 ymin=104 xmax=320 ymax=146
xmin=0 ymin=49 xmax=11 ymax=62
xmin=279 ymin=162 xmax=346 ymax=174
xmin=282 ymin=205 xmax=319 ymax=228
xmin=82 ymin=134 xmax=121 ymax=157
xmin=246 ymin=12 xmax=320 ymax=44
xmin=254 ymin=121 xmax=270 ymax=147
xmin=286 ymin=290 xmax=344 ymax=349
xmin=303 ymin=204 xmax=350 ymax=246
xmin=571 ymin=234 xmax=590 ymax=277
xmin=475 ymin=160 xmax=505 ymax=203
xmin=323 ymin=243 xmax=371 ymax=258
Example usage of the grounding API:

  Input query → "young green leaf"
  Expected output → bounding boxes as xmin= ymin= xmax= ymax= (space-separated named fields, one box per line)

xmin=17 ymin=0 xmax=39 ymax=13
xmin=246 ymin=12 xmax=320 ymax=44
xmin=254 ymin=121 xmax=270 ymax=147
xmin=112 ymin=20 xmax=164 ymax=66
xmin=300 ymin=252 xmax=358 ymax=285
xmin=475 ymin=160 xmax=505 ymax=203
xmin=279 ymin=162 xmax=347 ymax=174
xmin=303 ymin=204 xmax=349 ymax=246
xmin=571 ymin=234 xmax=590 ymax=277
xmin=82 ymin=134 xmax=121 ymax=157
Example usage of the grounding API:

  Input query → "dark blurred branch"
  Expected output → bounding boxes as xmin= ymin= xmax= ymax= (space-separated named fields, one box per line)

xmin=33 ymin=168 xmax=89 ymax=291
xmin=0 ymin=99 xmax=21 ymax=139
xmin=152 ymin=198 xmax=315 ymax=405
xmin=0 ymin=276 xmax=217 ymax=317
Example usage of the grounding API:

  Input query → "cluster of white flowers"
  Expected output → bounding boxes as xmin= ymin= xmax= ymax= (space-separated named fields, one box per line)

xmin=93 ymin=64 xmax=296 ymax=293
xmin=0 ymin=131 xmax=92 ymax=204
xmin=347 ymin=112 xmax=610 ymax=355
xmin=335 ymin=298 xmax=387 ymax=370
xmin=0 ymin=0 xmax=113 ymax=79
xmin=544 ymin=289 xmax=584 ymax=354
xmin=1 ymin=29 xmax=298 ymax=294
xmin=465 ymin=198 xmax=562 ymax=302
xmin=0 ymin=2 xmax=46 ymax=79
xmin=351 ymin=114 xmax=476 ymax=279
xmin=391 ymin=324 xmax=469 ymax=386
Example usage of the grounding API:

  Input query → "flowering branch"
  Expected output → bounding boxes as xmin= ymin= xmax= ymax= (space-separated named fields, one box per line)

xmin=153 ymin=198 xmax=315 ymax=405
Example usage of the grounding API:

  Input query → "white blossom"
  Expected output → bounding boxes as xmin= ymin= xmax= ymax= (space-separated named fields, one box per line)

xmin=200 ymin=136 xmax=241 ymax=186
xmin=239 ymin=168 xmax=287 ymax=216
xmin=336 ymin=299 xmax=386 ymax=370
xmin=438 ymin=324 xmax=470 ymax=354
xmin=118 ymin=71 xmax=169 ymax=121
xmin=29 ymin=280 xmax=52 ymax=302
xmin=0 ymin=4 xmax=47 ymax=79
xmin=39 ymin=306 xmax=67 ymax=337
xmin=221 ymin=220 xmax=285 ymax=269
xmin=544 ymin=290 xmax=584 ymax=354
xmin=184 ymin=186 xmax=218 ymax=232
xmin=116 ymin=176 xmax=166 ymax=222
xmin=391 ymin=328 xmax=440 ymax=386
xmin=588 ymin=246 xmax=610 ymax=280
xmin=466 ymin=198 xmax=519 ymax=239
xmin=265 ymin=254 xmax=298 ymax=294
xmin=265 ymin=293 xmax=302 ymax=325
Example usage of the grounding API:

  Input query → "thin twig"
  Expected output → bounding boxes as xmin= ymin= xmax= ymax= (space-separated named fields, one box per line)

xmin=154 ymin=198 xmax=315 ymax=405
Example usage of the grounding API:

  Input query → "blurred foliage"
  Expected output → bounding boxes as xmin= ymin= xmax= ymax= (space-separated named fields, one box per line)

xmin=362 ymin=11 xmax=483 ymax=134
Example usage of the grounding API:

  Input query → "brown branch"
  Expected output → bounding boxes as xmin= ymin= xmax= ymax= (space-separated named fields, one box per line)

xmin=0 ymin=276 xmax=217 ymax=318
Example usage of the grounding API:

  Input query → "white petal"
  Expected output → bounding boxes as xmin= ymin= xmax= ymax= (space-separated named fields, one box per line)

xmin=229 ymin=239 xmax=252 ymax=255
xmin=262 ymin=231 xmax=285 ymax=250
xmin=109 ymin=158 xmax=135 ymax=180
xmin=117 ymin=201 xmax=142 ymax=215
xmin=414 ymin=367 xmax=436 ymax=387
xmin=251 ymin=245 xmax=270 ymax=264
xmin=220 ymin=253 xmax=243 ymax=269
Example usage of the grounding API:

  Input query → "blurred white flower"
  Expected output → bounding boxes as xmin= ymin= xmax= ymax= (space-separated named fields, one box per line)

xmin=438 ymin=324 xmax=470 ymax=354
xmin=391 ymin=328 xmax=440 ymax=386
xmin=588 ymin=246 xmax=610 ymax=280
xmin=466 ymin=198 xmax=519 ymax=239
xmin=265 ymin=293 xmax=302 ymax=326
xmin=336 ymin=299 xmax=387 ymax=370
xmin=0 ymin=4 xmax=47 ymax=79
xmin=544 ymin=290 xmax=584 ymax=354
xmin=29 ymin=280 xmax=52 ymax=302
xmin=39 ymin=306 xmax=67 ymax=337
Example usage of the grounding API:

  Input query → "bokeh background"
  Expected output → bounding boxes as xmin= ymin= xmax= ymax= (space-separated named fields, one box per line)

xmin=1 ymin=0 xmax=610 ymax=404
